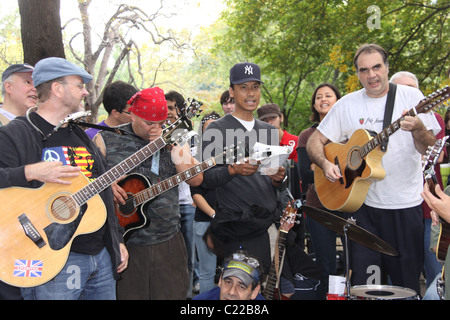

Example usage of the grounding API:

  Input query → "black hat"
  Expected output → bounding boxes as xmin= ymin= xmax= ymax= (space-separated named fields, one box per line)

xmin=230 ymin=62 xmax=264 ymax=85
xmin=2 ymin=63 xmax=34 ymax=82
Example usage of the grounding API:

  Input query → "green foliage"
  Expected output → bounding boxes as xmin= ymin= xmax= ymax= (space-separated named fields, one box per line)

xmin=213 ymin=0 xmax=450 ymax=134
xmin=0 ymin=11 xmax=23 ymax=70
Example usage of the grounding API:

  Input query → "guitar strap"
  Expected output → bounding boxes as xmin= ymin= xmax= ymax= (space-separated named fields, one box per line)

xmin=380 ymin=82 xmax=397 ymax=152
xmin=75 ymin=121 xmax=131 ymax=135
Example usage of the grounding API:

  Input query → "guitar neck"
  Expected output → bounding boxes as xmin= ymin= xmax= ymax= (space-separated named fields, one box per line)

xmin=263 ymin=231 xmax=288 ymax=299
xmin=72 ymin=137 xmax=166 ymax=206
xmin=360 ymin=89 xmax=447 ymax=158
xmin=133 ymin=156 xmax=217 ymax=206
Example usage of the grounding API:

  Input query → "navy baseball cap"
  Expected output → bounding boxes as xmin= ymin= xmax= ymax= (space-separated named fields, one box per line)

xmin=229 ymin=62 xmax=264 ymax=85
xmin=32 ymin=57 xmax=93 ymax=87
xmin=222 ymin=252 xmax=261 ymax=287
xmin=2 ymin=63 xmax=34 ymax=82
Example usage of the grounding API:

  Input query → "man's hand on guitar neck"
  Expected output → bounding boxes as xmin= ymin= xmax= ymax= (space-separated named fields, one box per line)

xmin=24 ymin=161 xmax=81 ymax=185
xmin=400 ymin=109 xmax=436 ymax=155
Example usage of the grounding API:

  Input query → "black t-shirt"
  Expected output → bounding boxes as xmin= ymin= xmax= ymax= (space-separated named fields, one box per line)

xmin=33 ymin=112 xmax=105 ymax=255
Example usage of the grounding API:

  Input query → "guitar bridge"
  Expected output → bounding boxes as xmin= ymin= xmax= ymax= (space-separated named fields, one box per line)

xmin=18 ymin=213 xmax=46 ymax=248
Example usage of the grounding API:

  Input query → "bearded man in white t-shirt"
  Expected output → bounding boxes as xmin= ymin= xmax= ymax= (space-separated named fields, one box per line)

xmin=307 ymin=43 xmax=440 ymax=295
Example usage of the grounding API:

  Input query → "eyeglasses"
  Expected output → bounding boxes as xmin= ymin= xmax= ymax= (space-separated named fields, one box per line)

xmin=61 ymin=82 xmax=85 ymax=90
xmin=231 ymin=252 xmax=260 ymax=268
xmin=122 ymin=111 xmax=131 ymax=115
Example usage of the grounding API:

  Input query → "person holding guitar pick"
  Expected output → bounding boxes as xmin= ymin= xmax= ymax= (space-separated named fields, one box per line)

xmin=307 ymin=44 xmax=441 ymax=295
xmin=93 ymin=87 xmax=203 ymax=300
xmin=0 ymin=57 xmax=127 ymax=300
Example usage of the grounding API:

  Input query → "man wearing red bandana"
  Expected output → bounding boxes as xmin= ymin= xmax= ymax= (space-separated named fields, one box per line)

xmin=93 ymin=87 xmax=203 ymax=300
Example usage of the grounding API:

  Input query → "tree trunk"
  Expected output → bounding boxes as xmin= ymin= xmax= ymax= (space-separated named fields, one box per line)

xmin=18 ymin=0 xmax=65 ymax=65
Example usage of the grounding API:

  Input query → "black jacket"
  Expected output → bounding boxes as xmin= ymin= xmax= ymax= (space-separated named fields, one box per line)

xmin=0 ymin=115 xmax=124 ymax=280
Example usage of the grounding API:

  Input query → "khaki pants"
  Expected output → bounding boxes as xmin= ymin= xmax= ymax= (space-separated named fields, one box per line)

xmin=117 ymin=231 xmax=189 ymax=300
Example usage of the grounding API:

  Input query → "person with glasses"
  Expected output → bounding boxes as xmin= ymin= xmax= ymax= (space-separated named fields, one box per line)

xmin=0 ymin=57 xmax=128 ymax=300
xmin=194 ymin=250 xmax=265 ymax=300
xmin=85 ymin=81 xmax=138 ymax=139
xmin=93 ymin=87 xmax=203 ymax=300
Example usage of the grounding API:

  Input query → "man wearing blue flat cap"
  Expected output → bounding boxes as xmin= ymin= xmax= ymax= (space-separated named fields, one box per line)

xmin=0 ymin=57 xmax=128 ymax=300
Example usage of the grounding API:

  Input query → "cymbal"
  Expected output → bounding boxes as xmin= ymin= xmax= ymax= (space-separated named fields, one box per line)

xmin=302 ymin=205 xmax=398 ymax=256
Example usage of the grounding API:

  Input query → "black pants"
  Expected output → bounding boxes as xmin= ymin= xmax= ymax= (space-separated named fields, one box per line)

xmin=349 ymin=204 xmax=423 ymax=295
xmin=0 ymin=281 xmax=23 ymax=300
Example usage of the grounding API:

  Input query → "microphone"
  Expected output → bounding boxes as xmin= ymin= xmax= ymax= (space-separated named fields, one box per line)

xmin=53 ymin=110 xmax=91 ymax=132
xmin=64 ymin=110 xmax=91 ymax=123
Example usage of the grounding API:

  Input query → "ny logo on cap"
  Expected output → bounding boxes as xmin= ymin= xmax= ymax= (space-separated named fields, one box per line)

xmin=244 ymin=65 xmax=253 ymax=75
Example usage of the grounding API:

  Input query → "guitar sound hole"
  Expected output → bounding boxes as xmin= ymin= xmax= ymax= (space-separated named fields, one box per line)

xmin=348 ymin=148 xmax=362 ymax=170
xmin=51 ymin=196 xmax=77 ymax=222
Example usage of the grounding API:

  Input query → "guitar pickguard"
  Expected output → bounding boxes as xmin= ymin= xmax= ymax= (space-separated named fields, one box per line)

xmin=43 ymin=204 xmax=87 ymax=250
xmin=344 ymin=160 xmax=366 ymax=189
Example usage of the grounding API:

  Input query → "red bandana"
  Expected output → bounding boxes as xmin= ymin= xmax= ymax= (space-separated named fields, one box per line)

xmin=128 ymin=87 xmax=167 ymax=121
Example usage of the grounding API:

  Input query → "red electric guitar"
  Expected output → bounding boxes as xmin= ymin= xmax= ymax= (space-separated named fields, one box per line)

xmin=0 ymin=99 xmax=203 ymax=287
xmin=116 ymin=144 xmax=242 ymax=240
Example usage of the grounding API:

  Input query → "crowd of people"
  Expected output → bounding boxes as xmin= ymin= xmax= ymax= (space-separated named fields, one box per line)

xmin=0 ymin=42 xmax=449 ymax=301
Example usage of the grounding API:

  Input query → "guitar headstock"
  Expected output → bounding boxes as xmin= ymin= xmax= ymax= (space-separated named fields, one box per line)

xmin=423 ymin=136 xmax=449 ymax=197
xmin=162 ymin=98 xmax=203 ymax=144
xmin=423 ymin=136 xmax=449 ymax=174
xmin=217 ymin=142 xmax=246 ymax=165
xmin=415 ymin=86 xmax=450 ymax=115
xmin=279 ymin=199 xmax=301 ymax=233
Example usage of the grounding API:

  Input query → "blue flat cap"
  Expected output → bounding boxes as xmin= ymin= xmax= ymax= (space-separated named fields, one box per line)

xmin=33 ymin=57 xmax=93 ymax=87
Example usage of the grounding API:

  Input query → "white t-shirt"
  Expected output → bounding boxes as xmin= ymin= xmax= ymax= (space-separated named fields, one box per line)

xmin=233 ymin=116 xmax=255 ymax=132
xmin=318 ymin=84 xmax=441 ymax=209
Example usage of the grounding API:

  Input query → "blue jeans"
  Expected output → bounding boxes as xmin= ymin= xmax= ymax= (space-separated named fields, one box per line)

xmin=194 ymin=221 xmax=216 ymax=293
xmin=424 ymin=218 xmax=442 ymax=287
xmin=180 ymin=203 xmax=196 ymax=298
xmin=21 ymin=247 xmax=116 ymax=300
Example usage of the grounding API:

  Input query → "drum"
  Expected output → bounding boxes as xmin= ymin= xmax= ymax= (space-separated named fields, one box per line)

xmin=350 ymin=285 xmax=418 ymax=300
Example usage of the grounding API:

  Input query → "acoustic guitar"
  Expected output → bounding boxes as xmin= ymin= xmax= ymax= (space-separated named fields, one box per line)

xmin=422 ymin=136 xmax=450 ymax=263
xmin=314 ymin=86 xmax=450 ymax=212
xmin=117 ymin=144 xmax=242 ymax=240
xmin=0 ymin=100 xmax=202 ymax=287
xmin=262 ymin=199 xmax=300 ymax=300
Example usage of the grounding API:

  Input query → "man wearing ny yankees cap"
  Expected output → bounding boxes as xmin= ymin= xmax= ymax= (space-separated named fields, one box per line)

xmin=200 ymin=62 xmax=286 ymax=276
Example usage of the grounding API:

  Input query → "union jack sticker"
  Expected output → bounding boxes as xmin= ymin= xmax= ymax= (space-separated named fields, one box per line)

xmin=13 ymin=260 xmax=43 ymax=278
